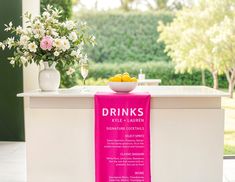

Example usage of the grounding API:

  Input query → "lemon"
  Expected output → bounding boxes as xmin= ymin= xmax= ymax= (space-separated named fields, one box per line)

xmin=131 ymin=77 xmax=137 ymax=82
xmin=122 ymin=74 xmax=132 ymax=82
xmin=114 ymin=76 xmax=122 ymax=82
xmin=115 ymin=74 xmax=122 ymax=77
xmin=109 ymin=73 xmax=133 ymax=82
xmin=109 ymin=75 xmax=122 ymax=82
xmin=109 ymin=77 xmax=114 ymax=82
xmin=123 ymin=72 xmax=129 ymax=76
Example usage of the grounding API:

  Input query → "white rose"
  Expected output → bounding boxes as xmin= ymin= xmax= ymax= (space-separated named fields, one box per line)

xmin=79 ymin=41 xmax=84 ymax=50
xmin=91 ymin=35 xmax=96 ymax=46
xmin=26 ymin=28 xmax=32 ymax=34
xmin=4 ymin=21 xmax=13 ymax=31
xmin=16 ymin=26 xmax=23 ymax=34
xmin=10 ymin=60 xmax=15 ymax=65
xmin=0 ymin=42 xmax=5 ymax=50
xmin=53 ymin=39 xmax=63 ymax=49
xmin=91 ymin=35 xmax=95 ymax=41
xmin=66 ymin=67 xmax=75 ymax=75
xmin=64 ymin=20 xmax=75 ymax=30
xmin=52 ymin=19 xmax=59 ymax=24
xmin=80 ymin=21 xmax=87 ymax=26
xmin=33 ymin=28 xmax=45 ymax=37
xmin=51 ymin=30 xmax=59 ymax=37
xmin=28 ymin=42 xmax=38 ymax=53
xmin=68 ymin=32 xmax=77 ymax=42
xmin=75 ymin=49 xmax=81 ymax=58
xmin=32 ymin=21 xmax=43 ymax=30
xmin=71 ymin=49 xmax=81 ymax=58
xmin=54 ymin=51 xmax=60 ymax=56
xmin=52 ymin=10 xmax=59 ymax=17
xmin=42 ymin=12 xmax=50 ymax=18
xmin=24 ymin=52 xmax=29 ymax=57
xmin=20 ymin=35 xmax=29 ymax=46
xmin=61 ymin=37 xmax=70 ymax=51
xmin=80 ymin=54 xmax=88 ymax=64
xmin=34 ymin=34 xmax=39 ymax=39
xmin=7 ymin=37 xmax=15 ymax=49
xmin=71 ymin=50 xmax=77 ymax=57
xmin=20 ymin=56 xmax=28 ymax=64
xmin=39 ymin=29 xmax=45 ymax=36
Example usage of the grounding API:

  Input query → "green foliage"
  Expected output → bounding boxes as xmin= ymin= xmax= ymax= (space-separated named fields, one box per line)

xmin=60 ymin=68 xmax=78 ymax=87
xmin=224 ymin=130 xmax=235 ymax=155
xmin=158 ymin=0 xmax=235 ymax=93
xmin=0 ymin=6 xmax=94 ymax=70
xmin=41 ymin=0 xmax=72 ymax=21
xmin=75 ymin=11 xmax=174 ymax=63
xmin=224 ymin=144 xmax=235 ymax=155
xmin=40 ymin=0 xmax=73 ymax=85
xmin=119 ymin=0 xmax=136 ymax=11
xmin=77 ymin=77 xmax=109 ymax=86
xmin=61 ymin=61 xmax=228 ymax=88
xmin=157 ymin=0 xmax=168 ymax=9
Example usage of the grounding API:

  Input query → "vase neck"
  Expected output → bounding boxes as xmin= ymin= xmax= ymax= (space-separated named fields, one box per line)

xmin=43 ymin=62 xmax=49 ymax=69
xmin=50 ymin=62 xmax=56 ymax=69
xmin=43 ymin=62 xmax=56 ymax=69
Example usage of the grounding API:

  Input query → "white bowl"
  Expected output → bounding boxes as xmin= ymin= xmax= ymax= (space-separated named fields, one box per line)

xmin=108 ymin=82 xmax=137 ymax=93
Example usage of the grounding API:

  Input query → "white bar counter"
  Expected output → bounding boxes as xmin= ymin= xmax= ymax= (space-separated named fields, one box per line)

xmin=18 ymin=86 xmax=228 ymax=182
xmin=138 ymin=79 xmax=161 ymax=86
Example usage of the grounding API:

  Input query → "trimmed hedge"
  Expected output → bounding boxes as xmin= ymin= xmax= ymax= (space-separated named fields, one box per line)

xmin=61 ymin=61 xmax=228 ymax=88
xmin=89 ymin=61 xmax=228 ymax=87
xmin=75 ymin=11 xmax=174 ymax=63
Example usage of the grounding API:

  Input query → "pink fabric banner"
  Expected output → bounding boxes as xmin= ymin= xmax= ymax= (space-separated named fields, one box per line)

xmin=95 ymin=92 xmax=151 ymax=182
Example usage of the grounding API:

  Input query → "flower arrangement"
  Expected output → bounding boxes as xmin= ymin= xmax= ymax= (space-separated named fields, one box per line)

xmin=0 ymin=5 xmax=95 ymax=75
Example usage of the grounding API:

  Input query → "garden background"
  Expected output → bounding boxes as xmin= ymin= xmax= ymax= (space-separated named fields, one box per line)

xmin=41 ymin=0 xmax=235 ymax=155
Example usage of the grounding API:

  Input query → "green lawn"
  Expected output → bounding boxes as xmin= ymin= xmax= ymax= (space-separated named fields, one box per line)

xmin=224 ymin=131 xmax=235 ymax=155
xmin=221 ymin=90 xmax=235 ymax=155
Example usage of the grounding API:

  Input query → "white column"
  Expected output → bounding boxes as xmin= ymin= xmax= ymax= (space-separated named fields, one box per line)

xmin=22 ymin=0 xmax=40 ymax=92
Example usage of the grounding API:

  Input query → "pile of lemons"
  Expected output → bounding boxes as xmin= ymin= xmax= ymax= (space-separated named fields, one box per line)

xmin=109 ymin=73 xmax=137 ymax=82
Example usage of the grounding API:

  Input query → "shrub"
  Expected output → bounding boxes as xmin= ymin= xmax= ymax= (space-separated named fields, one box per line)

xmin=41 ymin=0 xmax=72 ymax=21
xmin=61 ymin=61 xmax=228 ymax=88
xmin=75 ymin=11 xmax=174 ymax=63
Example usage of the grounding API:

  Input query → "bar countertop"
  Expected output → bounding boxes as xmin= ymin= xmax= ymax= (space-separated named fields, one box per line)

xmin=17 ymin=86 xmax=229 ymax=98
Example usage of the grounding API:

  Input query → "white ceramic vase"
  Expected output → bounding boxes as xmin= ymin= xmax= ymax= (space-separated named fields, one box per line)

xmin=39 ymin=62 xmax=60 ymax=92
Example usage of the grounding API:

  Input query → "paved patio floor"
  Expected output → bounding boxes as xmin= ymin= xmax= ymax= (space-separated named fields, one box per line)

xmin=0 ymin=142 xmax=234 ymax=182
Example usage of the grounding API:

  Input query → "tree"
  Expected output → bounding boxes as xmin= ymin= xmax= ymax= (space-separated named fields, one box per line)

xmin=168 ymin=0 xmax=195 ymax=10
xmin=72 ymin=0 xmax=78 ymax=5
xmin=158 ymin=0 xmax=235 ymax=93
xmin=145 ymin=0 xmax=194 ymax=11
xmin=120 ymin=0 xmax=136 ymax=11
xmin=157 ymin=0 xmax=168 ymax=9
xmin=208 ymin=17 xmax=235 ymax=97
xmin=145 ymin=0 xmax=168 ymax=10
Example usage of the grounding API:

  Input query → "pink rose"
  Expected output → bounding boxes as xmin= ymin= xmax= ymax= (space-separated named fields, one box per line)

xmin=40 ymin=36 xmax=53 ymax=51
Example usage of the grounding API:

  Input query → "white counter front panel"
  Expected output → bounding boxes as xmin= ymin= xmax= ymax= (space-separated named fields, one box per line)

xmin=20 ymin=86 xmax=226 ymax=182
xmin=25 ymin=107 xmax=224 ymax=182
